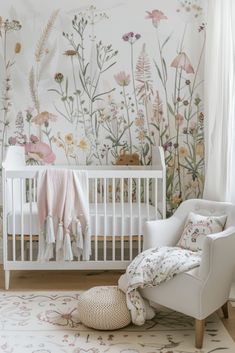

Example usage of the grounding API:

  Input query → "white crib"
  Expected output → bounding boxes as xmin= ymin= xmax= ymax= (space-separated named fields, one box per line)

xmin=2 ymin=146 xmax=166 ymax=289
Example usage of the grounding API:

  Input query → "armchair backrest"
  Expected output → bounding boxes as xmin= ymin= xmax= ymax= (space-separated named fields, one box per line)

xmin=173 ymin=198 xmax=235 ymax=229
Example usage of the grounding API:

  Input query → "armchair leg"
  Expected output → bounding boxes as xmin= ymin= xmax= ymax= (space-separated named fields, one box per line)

xmin=195 ymin=319 xmax=205 ymax=349
xmin=221 ymin=301 xmax=229 ymax=318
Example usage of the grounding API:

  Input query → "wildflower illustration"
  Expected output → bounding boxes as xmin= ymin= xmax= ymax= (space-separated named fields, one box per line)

xmin=0 ymin=17 xmax=22 ymax=161
xmin=0 ymin=1 xmax=205 ymax=213
xmin=29 ymin=10 xmax=59 ymax=147
xmin=49 ymin=6 xmax=118 ymax=164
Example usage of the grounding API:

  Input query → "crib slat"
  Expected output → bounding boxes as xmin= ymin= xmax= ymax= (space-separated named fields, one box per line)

xmin=107 ymin=178 xmax=110 ymax=203
xmin=137 ymin=178 xmax=141 ymax=254
xmin=155 ymin=178 xmax=158 ymax=219
xmin=103 ymin=178 xmax=107 ymax=261
xmin=29 ymin=178 xmax=33 ymax=261
xmin=33 ymin=178 xmax=36 ymax=202
xmin=2 ymin=173 xmax=7 ymax=269
xmin=20 ymin=179 xmax=24 ymax=261
xmin=129 ymin=178 xmax=133 ymax=260
xmin=91 ymin=179 xmax=94 ymax=203
xmin=98 ymin=179 xmax=102 ymax=204
xmin=112 ymin=178 xmax=115 ymax=261
xmin=11 ymin=179 xmax=16 ymax=262
xmin=146 ymin=178 xmax=150 ymax=221
xmin=94 ymin=178 xmax=98 ymax=261
xmin=121 ymin=178 xmax=124 ymax=261
xmin=143 ymin=178 xmax=146 ymax=209
xmin=162 ymin=172 xmax=166 ymax=218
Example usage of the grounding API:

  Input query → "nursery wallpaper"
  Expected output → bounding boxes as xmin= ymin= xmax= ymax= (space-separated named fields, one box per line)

xmin=0 ymin=0 xmax=205 ymax=217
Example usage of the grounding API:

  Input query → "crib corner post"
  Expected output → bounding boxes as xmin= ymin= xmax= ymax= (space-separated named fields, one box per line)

xmin=5 ymin=270 xmax=10 ymax=290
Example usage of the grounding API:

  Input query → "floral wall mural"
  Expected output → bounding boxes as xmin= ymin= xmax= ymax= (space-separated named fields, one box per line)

xmin=0 ymin=0 xmax=205 ymax=218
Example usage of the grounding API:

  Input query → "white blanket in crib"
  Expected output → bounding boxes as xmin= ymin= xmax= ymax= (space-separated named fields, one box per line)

xmin=118 ymin=246 xmax=201 ymax=325
xmin=37 ymin=169 xmax=90 ymax=262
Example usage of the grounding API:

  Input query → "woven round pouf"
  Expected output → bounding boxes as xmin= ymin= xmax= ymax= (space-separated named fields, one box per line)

xmin=77 ymin=286 xmax=131 ymax=330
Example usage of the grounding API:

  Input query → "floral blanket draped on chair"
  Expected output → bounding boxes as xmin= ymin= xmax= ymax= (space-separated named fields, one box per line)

xmin=119 ymin=246 xmax=201 ymax=325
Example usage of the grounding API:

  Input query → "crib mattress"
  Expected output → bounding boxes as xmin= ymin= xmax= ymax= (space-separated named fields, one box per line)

xmin=7 ymin=202 xmax=158 ymax=236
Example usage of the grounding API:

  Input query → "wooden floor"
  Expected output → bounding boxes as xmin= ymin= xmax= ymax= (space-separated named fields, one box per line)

xmin=0 ymin=266 xmax=235 ymax=341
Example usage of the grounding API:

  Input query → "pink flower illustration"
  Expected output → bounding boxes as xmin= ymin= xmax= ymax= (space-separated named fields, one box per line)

xmin=171 ymin=52 xmax=194 ymax=74
xmin=114 ymin=71 xmax=131 ymax=86
xmin=146 ymin=9 xmax=167 ymax=27
xmin=122 ymin=32 xmax=141 ymax=43
xmin=175 ymin=113 xmax=184 ymax=126
xmin=135 ymin=117 xmax=145 ymax=127
xmin=25 ymin=142 xmax=56 ymax=164
xmin=189 ymin=121 xmax=197 ymax=132
xmin=31 ymin=111 xmax=57 ymax=125
xmin=30 ymin=134 xmax=39 ymax=143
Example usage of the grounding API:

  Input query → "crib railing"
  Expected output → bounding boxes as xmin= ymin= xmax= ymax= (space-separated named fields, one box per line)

xmin=2 ymin=146 xmax=166 ymax=289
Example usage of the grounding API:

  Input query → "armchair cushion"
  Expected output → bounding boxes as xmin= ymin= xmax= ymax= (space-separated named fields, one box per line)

xmin=177 ymin=212 xmax=227 ymax=251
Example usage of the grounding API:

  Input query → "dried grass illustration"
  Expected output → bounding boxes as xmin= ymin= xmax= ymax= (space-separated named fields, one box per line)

xmin=35 ymin=9 xmax=59 ymax=62
xmin=135 ymin=43 xmax=153 ymax=102
xmin=29 ymin=67 xmax=40 ymax=112
xmin=153 ymin=90 xmax=163 ymax=124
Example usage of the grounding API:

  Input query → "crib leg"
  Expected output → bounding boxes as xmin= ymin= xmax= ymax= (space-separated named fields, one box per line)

xmin=5 ymin=270 xmax=10 ymax=290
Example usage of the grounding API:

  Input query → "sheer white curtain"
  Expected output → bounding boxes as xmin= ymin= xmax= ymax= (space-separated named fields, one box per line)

xmin=203 ymin=0 xmax=235 ymax=202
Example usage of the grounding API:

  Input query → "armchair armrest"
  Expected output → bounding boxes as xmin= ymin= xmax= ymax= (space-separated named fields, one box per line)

xmin=199 ymin=226 xmax=235 ymax=281
xmin=143 ymin=216 xmax=184 ymax=250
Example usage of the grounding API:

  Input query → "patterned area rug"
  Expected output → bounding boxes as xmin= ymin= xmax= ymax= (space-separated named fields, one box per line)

xmin=0 ymin=291 xmax=235 ymax=353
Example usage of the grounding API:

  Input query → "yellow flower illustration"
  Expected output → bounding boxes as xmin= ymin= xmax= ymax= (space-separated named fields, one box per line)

xmin=65 ymin=133 xmax=74 ymax=145
xmin=78 ymin=138 xmax=88 ymax=150
xmin=15 ymin=42 xmax=21 ymax=54
xmin=135 ymin=117 xmax=145 ymax=127
xmin=137 ymin=131 xmax=145 ymax=143
xmin=171 ymin=194 xmax=182 ymax=205
xmin=179 ymin=146 xmax=188 ymax=158
xmin=64 ymin=49 xmax=79 ymax=56
xmin=196 ymin=143 xmax=204 ymax=157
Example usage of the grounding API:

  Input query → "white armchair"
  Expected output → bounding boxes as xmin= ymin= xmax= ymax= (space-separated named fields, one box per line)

xmin=141 ymin=198 xmax=235 ymax=349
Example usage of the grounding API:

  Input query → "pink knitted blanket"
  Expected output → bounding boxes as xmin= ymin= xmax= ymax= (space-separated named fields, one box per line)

xmin=37 ymin=169 xmax=90 ymax=261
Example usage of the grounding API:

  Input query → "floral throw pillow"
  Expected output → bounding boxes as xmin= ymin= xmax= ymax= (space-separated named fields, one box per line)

xmin=177 ymin=212 xmax=227 ymax=251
